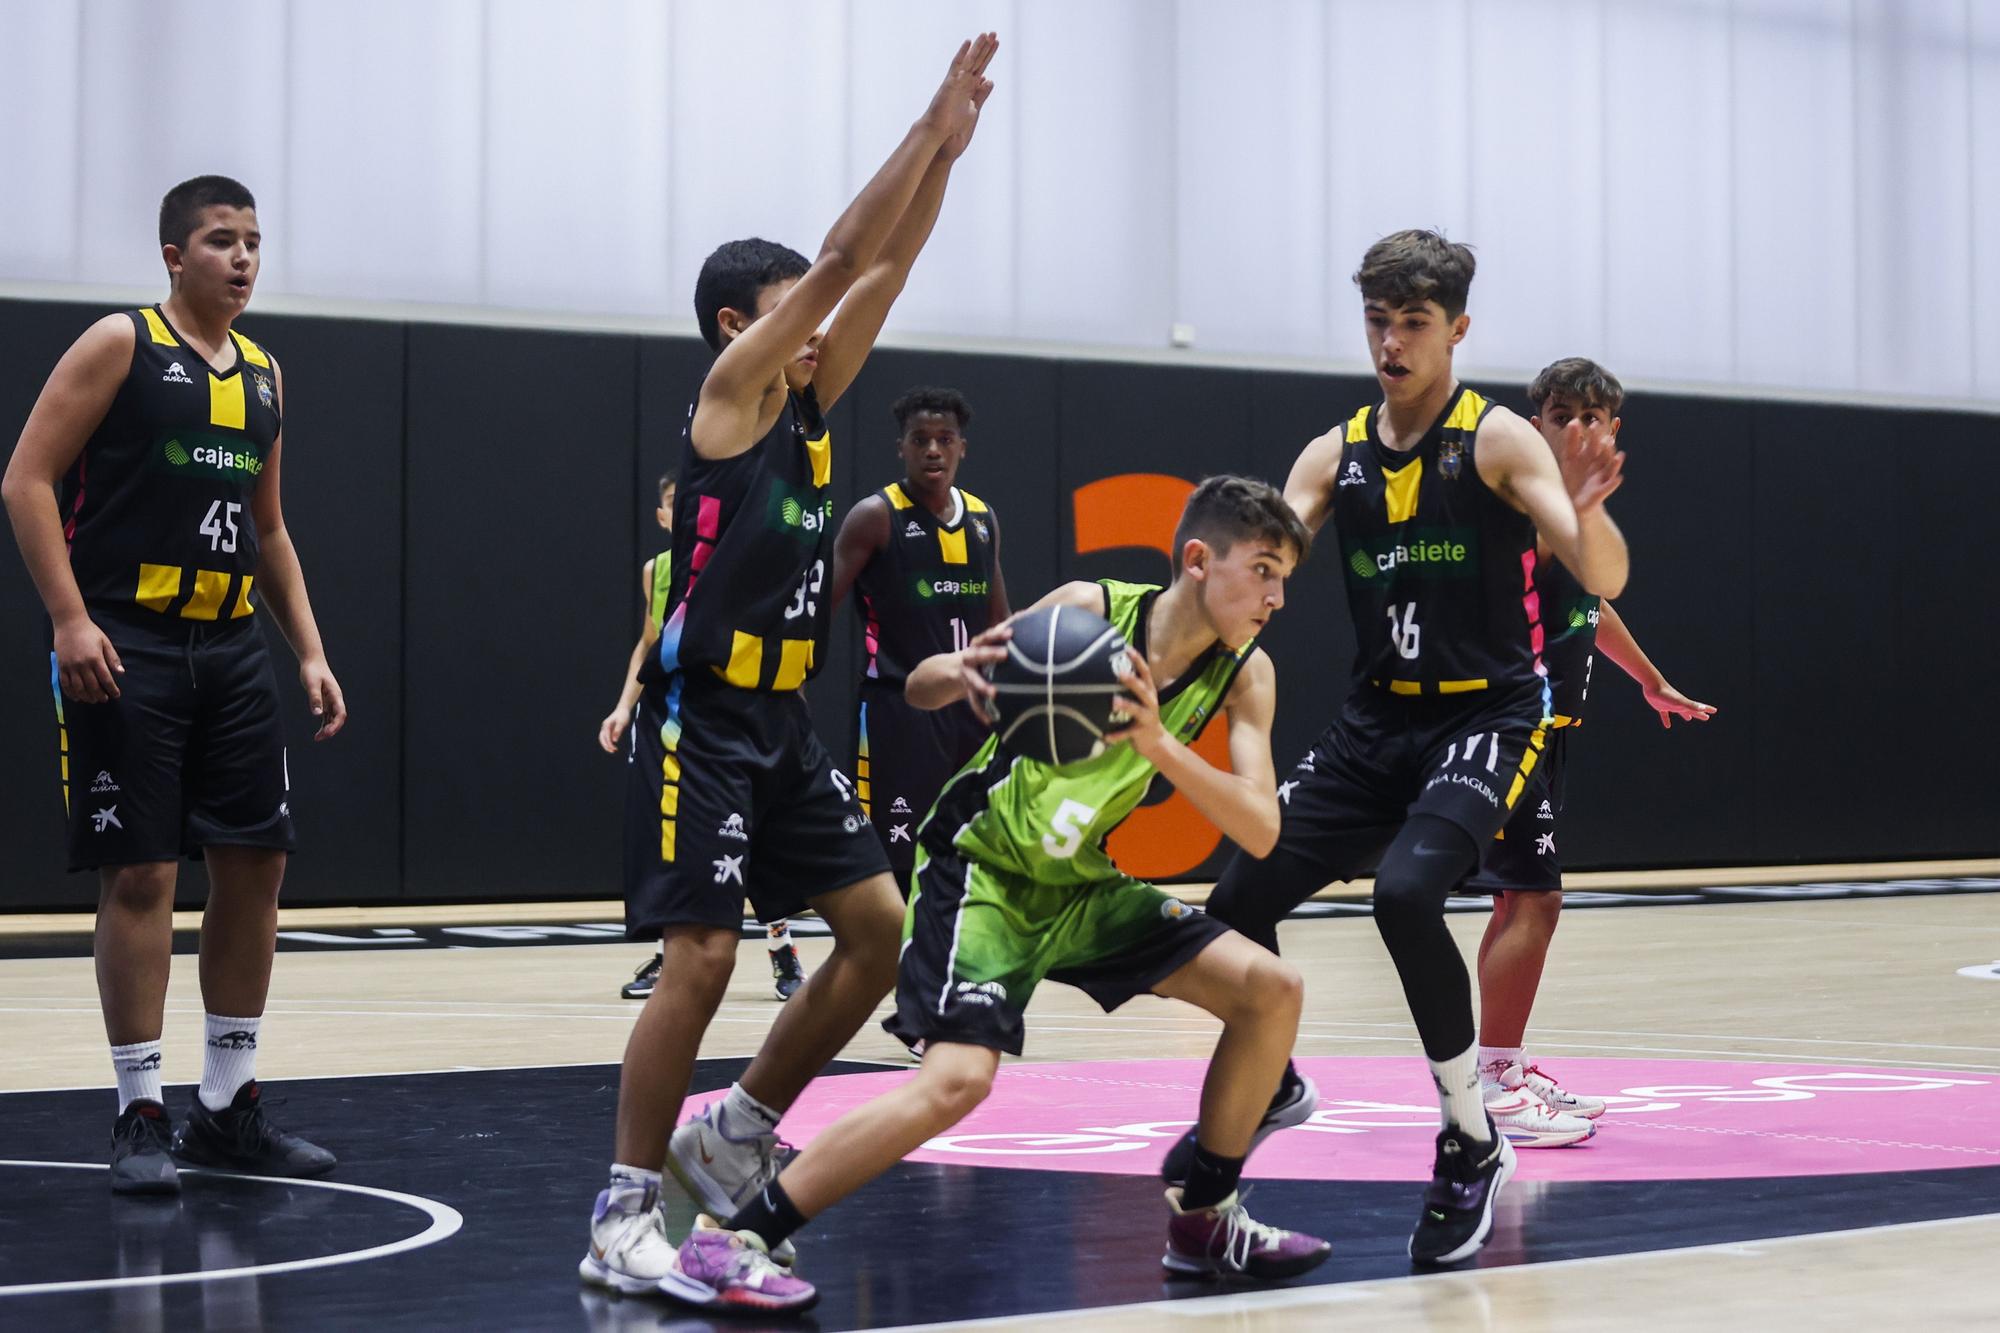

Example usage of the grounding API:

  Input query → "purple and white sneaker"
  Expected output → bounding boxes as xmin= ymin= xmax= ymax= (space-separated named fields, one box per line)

xmin=1163 ymin=1187 xmax=1332 ymax=1281
xmin=659 ymin=1215 xmax=817 ymax=1313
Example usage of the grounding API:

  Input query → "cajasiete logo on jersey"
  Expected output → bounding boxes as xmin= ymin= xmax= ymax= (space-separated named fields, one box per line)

xmin=915 ymin=577 xmax=990 ymax=601
xmin=766 ymin=480 xmax=833 ymax=540
xmin=1344 ymin=527 xmax=1479 ymax=581
xmin=153 ymin=432 xmax=265 ymax=481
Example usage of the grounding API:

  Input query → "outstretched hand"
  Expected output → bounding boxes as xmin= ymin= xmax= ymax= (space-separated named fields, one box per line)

xmin=1555 ymin=417 xmax=1625 ymax=514
xmin=925 ymin=32 xmax=999 ymax=157
xmin=1643 ymin=680 xmax=1716 ymax=729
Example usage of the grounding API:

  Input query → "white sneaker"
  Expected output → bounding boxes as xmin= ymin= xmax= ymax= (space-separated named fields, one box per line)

xmin=1498 ymin=1059 xmax=1607 ymax=1120
xmin=578 ymin=1183 xmax=680 ymax=1294
xmin=1483 ymin=1084 xmax=1595 ymax=1148
xmin=666 ymin=1104 xmax=797 ymax=1265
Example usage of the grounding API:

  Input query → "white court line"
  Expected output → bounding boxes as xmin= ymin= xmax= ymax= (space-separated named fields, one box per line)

xmin=0 ymin=1161 xmax=462 ymax=1297
xmin=872 ymin=1211 xmax=2000 ymax=1332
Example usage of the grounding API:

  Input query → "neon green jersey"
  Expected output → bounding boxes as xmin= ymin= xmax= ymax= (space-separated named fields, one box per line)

xmin=922 ymin=580 xmax=1254 ymax=886
xmin=648 ymin=548 xmax=673 ymax=628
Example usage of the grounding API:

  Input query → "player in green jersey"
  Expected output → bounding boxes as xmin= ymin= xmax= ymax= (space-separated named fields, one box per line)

xmin=599 ymin=468 xmax=807 ymax=1003
xmin=709 ymin=476 xmax=1335 ymax=1283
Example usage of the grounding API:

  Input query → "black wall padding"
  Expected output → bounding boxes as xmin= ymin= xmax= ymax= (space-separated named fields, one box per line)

xmin=1 ymin=297 xmax=1994 ymax=907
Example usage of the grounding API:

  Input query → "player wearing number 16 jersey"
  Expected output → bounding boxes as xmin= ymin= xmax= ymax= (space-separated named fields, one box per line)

xmin=1202 ymin=230 xmax=1631 ymax=1266
xmin=583 ymin=36 xmax=999 ymax=1311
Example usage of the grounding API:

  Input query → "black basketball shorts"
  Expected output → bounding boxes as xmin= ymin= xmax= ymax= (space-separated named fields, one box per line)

xmin=1464 ymin=726 xmax=1571 ymax=894
xmin=1210 ymin=680 xmax=1553 ymax=924
xmin=623 ymin=673 xmax=890 ymax=938
xmin=54 ymin=614 xmax=296 ymax=871
xmin=856 ymin=678 xmax=989 ymax=892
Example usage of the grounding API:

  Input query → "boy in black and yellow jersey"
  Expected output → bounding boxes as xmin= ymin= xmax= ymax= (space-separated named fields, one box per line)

xmin=580 ymin=36 xmax=997 ymax=1312
xmin=1198 ymin=231 xmax=1631 ymax=1266
xmin=2 ymin=176 xmax=344 ymax=1195
xmin=1463 ymin=358 xmax=1714 ymax=1137
xmin=598 ymin=470 xmax=809 ymax=1004
xmin=829 ymin=386 xmax=1010 ymax=896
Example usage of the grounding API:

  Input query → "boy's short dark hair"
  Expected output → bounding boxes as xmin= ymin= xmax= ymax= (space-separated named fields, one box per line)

xmin=692 ymin=238 xmax=810 ymax=351
xmin=657 ymin=469 xmax=677 ymax=500
xmin=1172 ymin=475 xmax=1312 ymax=578
xmin=1352 ymin=229 xmax=1476 ymax=319
xmin=891 ymin=386 xmax=973 ymax=434
xmin=159 ymin=175 xmax=256 ymax=250
xmin=1527 ymin=357 xmax=1625 ymax=414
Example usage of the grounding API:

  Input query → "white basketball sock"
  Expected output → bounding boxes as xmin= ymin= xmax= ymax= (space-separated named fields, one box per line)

xmin=767 ymin=920 xmax=794 ymax=948
xmin=607 ymin=1162 xmax=660 ymax=1210
xmin=1478 ymin=1045 xmax=1523 ymax=1085
xmin=723 ymin=1082 xmax=783 ymax=1135
xmin=111 ymin=1039 xmax=164 ymax=1111
xmin=198 ymin=1013 xmax=261 ymax=1111
xmin=1429 ymin=1045 xmax=1493 ymax=1141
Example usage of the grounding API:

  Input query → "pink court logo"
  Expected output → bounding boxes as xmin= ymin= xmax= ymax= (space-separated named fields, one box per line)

xmin=691 ymin=1057 xmax=2000 ymax=1183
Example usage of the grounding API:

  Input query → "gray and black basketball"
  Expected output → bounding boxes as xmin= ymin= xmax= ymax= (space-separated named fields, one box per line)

xmin=984 ymin=604 xmax=1131 ymax=766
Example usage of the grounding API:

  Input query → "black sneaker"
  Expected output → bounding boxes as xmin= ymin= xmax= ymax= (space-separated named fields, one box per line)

xmin=172 ymin=1081 xmax=337 ymax=1178
xmin=621 ymin=953 xmax=662 ymax=1001
xmin=110 ymin=1099 xmax=180 ymax=1195
xmin=770 ymin=944 xmax=806 ymax=1001
xmin=1161 ymin=1063 xmax=1320 ymax=1185
xmin=1408 ymin=1117 xmax=1516 ymax=1266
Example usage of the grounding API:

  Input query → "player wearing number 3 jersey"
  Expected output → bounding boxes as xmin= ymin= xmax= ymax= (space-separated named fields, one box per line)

xmin=1202 ymin=230 xmax=1631 ymax=1266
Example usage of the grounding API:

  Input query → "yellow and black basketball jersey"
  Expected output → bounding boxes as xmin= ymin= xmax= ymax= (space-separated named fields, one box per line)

xmin=854 ymin=481 xmax=999 ymax=688
xmin=59 ymin=307 xmax=280 ymax=625
xmin=1535 ymin=556 xmax=1598 ymax=726
xmin=1328 ymin=385 xmax=1548 ymax=706
xmin=651 ymin=385 xmax=834 ymax=692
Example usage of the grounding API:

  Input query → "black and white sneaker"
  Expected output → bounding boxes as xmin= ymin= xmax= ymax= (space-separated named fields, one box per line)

xmin=172 ymin=1081 xmax=337 ymax=1178
xmin=621 ymin=953 xmax=661 ymax=1001
xmin=770 ymin=944 xmax=807 ymax=1001
xmin=1408 ymin=1117 xmax=1516 ymax=1266
xmin=1161 ymin=1062 xmax=1320 ymax=1186
xmin=110 ymin=1099 xmax=180 ymax=1195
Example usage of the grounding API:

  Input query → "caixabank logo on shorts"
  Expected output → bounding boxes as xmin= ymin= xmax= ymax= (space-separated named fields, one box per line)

xmin=152 ymin=431 xmax=266 ymax=482
xmin=1345 ymin=526 xmax=1479 ymax=582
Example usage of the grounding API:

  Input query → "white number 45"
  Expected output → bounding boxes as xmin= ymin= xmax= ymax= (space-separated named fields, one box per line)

xmin=200 ymin=500 xmax=241 ymax=553
xmin=1041 ymin=799 xmax=1099 ymax=860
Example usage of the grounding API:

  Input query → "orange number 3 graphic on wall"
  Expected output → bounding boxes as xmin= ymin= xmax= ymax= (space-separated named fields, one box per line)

xmin=1072 ymin=473 xmax=1230 ymax=881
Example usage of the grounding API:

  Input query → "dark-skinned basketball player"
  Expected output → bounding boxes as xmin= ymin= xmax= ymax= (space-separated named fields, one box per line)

xmin=829 ymin=385 xmax=1010 ymax=896
xmin=1197 ymin=230 xmax=1630 ymax=1266
xmin=579 ymin=35 xmax=998 ymax=1313
xmin=2 ymin=175 xmax=345 ymax=1195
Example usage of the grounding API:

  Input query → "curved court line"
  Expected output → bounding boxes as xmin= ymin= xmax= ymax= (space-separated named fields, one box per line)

xmin=0 ymin=1161 xmax=463 ymax=1297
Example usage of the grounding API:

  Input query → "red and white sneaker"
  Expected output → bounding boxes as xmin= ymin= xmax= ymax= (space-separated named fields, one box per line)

xmin=1497 ymin=1059 xmax=1607 ymax=1120
xmin=1482 ymin=1083 xmax=1595 ymax=1148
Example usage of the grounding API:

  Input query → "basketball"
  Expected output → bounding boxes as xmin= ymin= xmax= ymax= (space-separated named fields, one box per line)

xmin=983 ymin=604 xmax=1132 ymax=766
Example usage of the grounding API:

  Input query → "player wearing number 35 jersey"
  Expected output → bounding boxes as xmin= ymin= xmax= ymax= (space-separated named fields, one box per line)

xmin=1203 ymin=229 xmax=1631 ymax=1266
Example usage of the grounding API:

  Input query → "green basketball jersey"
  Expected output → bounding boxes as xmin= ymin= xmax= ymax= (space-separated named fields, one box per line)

xmin=921 ymin=579 xmax=1254 ymax=886
xmin=648 ymin=548 xmax=673 ymax=628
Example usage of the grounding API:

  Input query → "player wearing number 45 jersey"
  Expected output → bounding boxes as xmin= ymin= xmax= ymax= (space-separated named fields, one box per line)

xmin=716 ymin=476 xmax=1331 ymax=1286
xmin=2 ymin=175 xmax=345 ymax=1196
xmin=582 ymin=36 xmax=998 ymax=1313
xmin=1201 ymin=230 xmax=1631 ymax=1266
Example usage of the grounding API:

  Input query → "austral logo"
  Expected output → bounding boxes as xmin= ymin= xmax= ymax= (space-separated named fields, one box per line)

xmin=916 ymin=578 xmax=990 ymax=600
xmin=1345 ymin=528 xmax=1477 ymax=581
xmin=157 ymin=433 xmax=264 ymax=480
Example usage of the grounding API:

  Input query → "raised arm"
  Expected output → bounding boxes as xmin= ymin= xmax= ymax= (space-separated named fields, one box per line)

xmin=692 ymin=35 xmax=997 ymax=457
xmin=1476 ymin=406 xmax=1628 ymax=599
xmin=1281 ymin=428 xmax=1343 ymax=535
xmin=1108 ymin=647 xmax=1282 ymax=857
xmin=828 ymin=494 xmax=891 ymax=615
xmin=1 ymin=314 xmax=135 ymax=703
xmin=1596 ymin=600 xmax=1716 ymax=728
